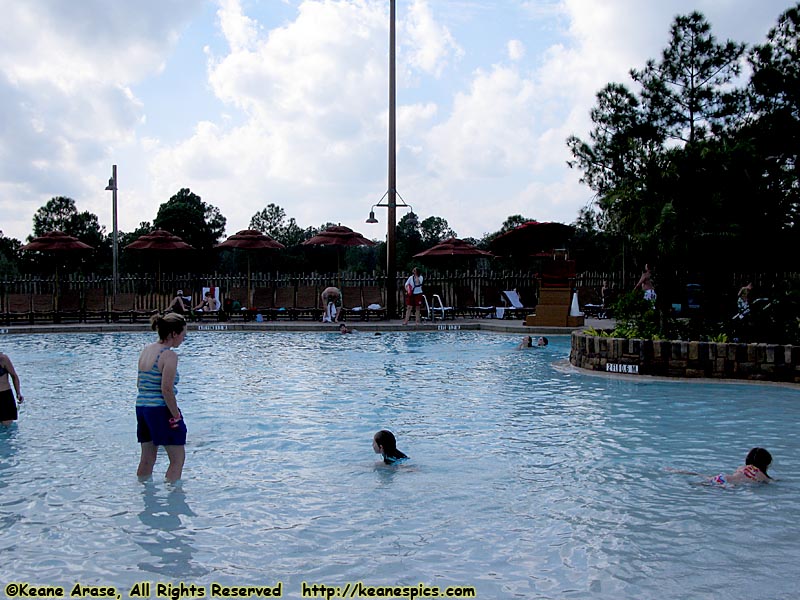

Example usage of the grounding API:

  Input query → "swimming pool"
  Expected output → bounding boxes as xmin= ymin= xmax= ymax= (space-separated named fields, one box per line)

xmin=0 ymin=331 xmax=798 ymax=599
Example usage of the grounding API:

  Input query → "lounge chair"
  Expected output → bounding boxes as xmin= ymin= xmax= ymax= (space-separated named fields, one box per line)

xmin=501 ymin=290 xmax=536 ymax=319
xmin=293 ymin=285 xmax=321 ymax=321
xmin=225 ymin=287 xmax=251 ymax=321
xmin=31 ymin=293 xmax=56 ymax=323
xmin=454 ymin=286 xmax=494 ymax=319
xmin=273 ymin=286 xmax=295 ymax=320
xmin=338 ymin=286 xmax=363 ymax=321
xmin=110 ymin=293 xmax=136 ymax=323
xmin=578 ymin=287 xmax=604 ymax=319
xmin=252 ymin=287 xmax=276 ymax=321
xmin=56 ymin=290 xmax=83 ymax=323
xmin=362 ymin=286 xmax=386 ymax=321
xmin=482 ymin=286 xmax=502 ymax=310
xmin=4 ymin=293 xmax=32 ymax=324
xmin=84 ymin=288 xmax=108 ymax=322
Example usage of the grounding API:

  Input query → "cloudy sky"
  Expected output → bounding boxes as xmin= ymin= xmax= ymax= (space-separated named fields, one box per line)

xmin=0 ymin=0 xmax=791 ymax=243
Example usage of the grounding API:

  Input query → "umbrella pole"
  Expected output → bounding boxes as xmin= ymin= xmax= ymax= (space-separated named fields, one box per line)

xmin=247 ymin=254 xmax=252 ymax=309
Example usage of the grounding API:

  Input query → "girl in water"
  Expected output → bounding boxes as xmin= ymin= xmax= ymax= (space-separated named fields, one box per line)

xmin=669 ymin=447 xmax=773 ymax=486
xmin=373 ymin=430 xmax=409 ymax=465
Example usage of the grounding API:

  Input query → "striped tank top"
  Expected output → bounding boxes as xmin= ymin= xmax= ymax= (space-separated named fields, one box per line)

xmin=136 ymin=346 xmax=179 ymax=407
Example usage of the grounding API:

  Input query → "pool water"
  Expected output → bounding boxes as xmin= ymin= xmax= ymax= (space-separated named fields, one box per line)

xmin=0 ymin=331 xmax=798 ymax=599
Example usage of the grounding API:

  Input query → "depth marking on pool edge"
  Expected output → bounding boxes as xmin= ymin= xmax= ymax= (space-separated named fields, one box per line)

xmin=606 ymin=363 xmax=639 ymax=374
xmin=437 ymin=324 xmax=461 ymax=331
xmin=196 ymin=324 xmax=229 ymax=331
xmin=0 ymin=328 xmax=8 ymax=334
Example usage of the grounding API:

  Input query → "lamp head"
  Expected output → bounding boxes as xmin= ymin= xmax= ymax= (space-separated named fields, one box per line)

xmin=105 ymin=177 xmax=116 ymax=191
xmin=366 ymin=210 xmax=378 ymax=224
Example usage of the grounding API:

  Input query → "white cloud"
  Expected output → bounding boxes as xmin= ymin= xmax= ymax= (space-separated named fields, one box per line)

xmin=404 ymin=0 xmax=463 ymax=77
xmin=507 ymin=40 xmax=525 ymax=62
xmin=216 ymin=0 xmax=259 ymax=53
xmin=426 ymin=65 xmax=537 ymax=179
xmin=0 ymin=0 xmax=203 ymax=238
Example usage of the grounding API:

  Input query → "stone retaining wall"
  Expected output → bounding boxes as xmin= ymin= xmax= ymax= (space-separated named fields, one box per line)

xmin=570 ymin=331 xmax=800 ymax=383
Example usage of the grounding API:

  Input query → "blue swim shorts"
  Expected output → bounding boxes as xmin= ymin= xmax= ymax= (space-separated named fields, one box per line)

xmin=136 ymin=405 xmax=187 ymax=446
xmin=0 ymin=389 xmax=17 ymax=422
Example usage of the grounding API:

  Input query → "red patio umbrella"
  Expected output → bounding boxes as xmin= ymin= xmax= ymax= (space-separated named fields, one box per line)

xmin=302 ymin=225 xmax=377 ymax=247
xmin=21 ymin=231 xmax=94 ymax=309
xmin=302 ymin=225 xmax=376 ymax=286
xmin=413 ymin=237 xmax=493 ymax=259
xmin=21 ymin=230 xmax=94 ymax=253
xmin=215 ymin=230 xmax=286 ymax=307
xmin=490 ymin=221 xmax=574 ymax=256
xmin=125 ymin=229 xmax=195 ymax=292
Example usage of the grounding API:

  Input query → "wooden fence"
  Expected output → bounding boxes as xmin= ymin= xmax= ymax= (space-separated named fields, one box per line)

xmin=2 ymin=270 xmax=798 ymax=318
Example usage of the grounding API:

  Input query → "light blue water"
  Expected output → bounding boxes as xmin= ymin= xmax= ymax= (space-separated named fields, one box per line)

xmin=0 ymin=331 xmax=798 ymax=599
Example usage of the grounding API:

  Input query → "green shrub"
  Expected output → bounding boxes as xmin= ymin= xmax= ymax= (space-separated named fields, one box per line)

xmin=608 ymin=291 xmax=662 ymax=339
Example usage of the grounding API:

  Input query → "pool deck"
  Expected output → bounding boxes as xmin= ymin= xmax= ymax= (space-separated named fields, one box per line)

xmin=0 ymin=317 xmax=612 ymax=336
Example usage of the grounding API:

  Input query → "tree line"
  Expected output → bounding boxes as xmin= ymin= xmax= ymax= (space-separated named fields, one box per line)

xmin=0 ymin=188 xmax=534 ymax=279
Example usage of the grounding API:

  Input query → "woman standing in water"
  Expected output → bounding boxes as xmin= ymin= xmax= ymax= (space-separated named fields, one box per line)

xmin=136 ymin=313 xmax=188 ymax=482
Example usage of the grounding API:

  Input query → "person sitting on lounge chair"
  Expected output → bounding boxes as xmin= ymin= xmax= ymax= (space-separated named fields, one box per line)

xmin=194 ymin=290 xmax=219 ymax=313
xmin=193 ymin=289 xmax=220 ymax=319
xmin=166 ymin=290 xmax=189 ymax=315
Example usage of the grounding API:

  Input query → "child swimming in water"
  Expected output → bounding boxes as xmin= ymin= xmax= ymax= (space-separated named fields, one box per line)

xmin=373 ymin=430 xmax=409 ymax=465
xmin=669 ymin=447 xmax=773 ymax=486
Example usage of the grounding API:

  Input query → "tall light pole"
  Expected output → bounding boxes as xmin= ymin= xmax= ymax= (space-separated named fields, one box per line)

xmin=365 ymin=0 xmax=412 ymax=318
xmin=385 ymin=0 xmax=397 ymax=318
xmin=105 ymin=165 xmax=118 ymax=297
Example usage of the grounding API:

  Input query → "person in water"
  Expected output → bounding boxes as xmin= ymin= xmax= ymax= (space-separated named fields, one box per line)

xmin=670 ymin=447 xmax=773 ymax=486
xmin=373 ymin=430 xmax=409 ymax=465
xmin=517 ymin=335 xmax=533 ymax=349
xmin=537 ymin=336 xmax=549 ymax=346
xmin=136 ymin=312 xmax=188 ymax=483
xmin=0 ymin=352 xmax=23 ymax=426
xmin=708 ymin=447 xmax=773 ymax=485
